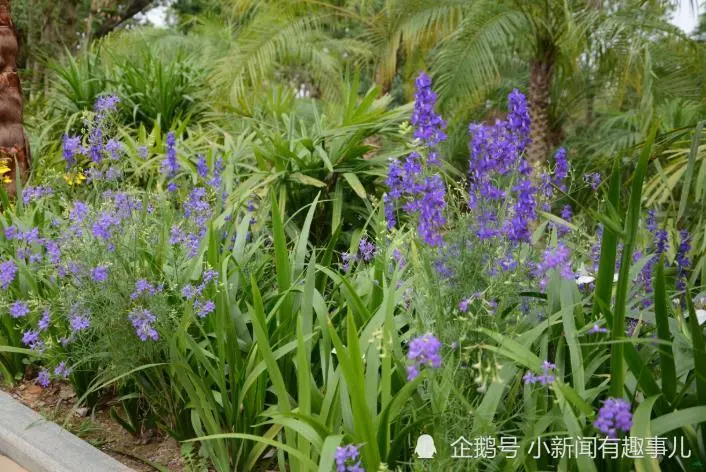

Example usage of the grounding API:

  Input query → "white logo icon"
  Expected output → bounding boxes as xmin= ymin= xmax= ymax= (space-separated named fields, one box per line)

xmin=414 ymin=434 xmax=437 ymax=459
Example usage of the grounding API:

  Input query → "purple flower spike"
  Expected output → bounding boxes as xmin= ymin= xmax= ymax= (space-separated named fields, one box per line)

xmin=594 ymin=398 xmax=632 ymax=438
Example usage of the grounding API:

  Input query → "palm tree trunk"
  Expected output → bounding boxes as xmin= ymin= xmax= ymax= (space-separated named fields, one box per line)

xmin=0 ymin=0 xmax=30 ymax=197
xmin=527 ymin=55 xmax=555 ymax=168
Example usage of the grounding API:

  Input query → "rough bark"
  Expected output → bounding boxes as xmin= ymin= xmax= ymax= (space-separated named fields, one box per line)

xmin=527 ymin=54 xmax=555 ymax=168
xmin=0 ymin=0 xmax=30 ymax=197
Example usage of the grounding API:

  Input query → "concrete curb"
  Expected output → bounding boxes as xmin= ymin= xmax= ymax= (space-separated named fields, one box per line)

xmin=0 ymin=390 xmax=134 ymax=472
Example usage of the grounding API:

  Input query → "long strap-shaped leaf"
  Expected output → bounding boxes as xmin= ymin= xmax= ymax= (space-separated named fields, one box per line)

xmin=611 ymin=123 xmax=658 ymax=398
xmin=677 ymin=121 xmax=704 ymax=222
xmin=654 ymin=254 xmax=677 ymax=403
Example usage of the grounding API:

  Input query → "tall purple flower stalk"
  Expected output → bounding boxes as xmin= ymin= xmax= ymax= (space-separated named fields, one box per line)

xmin=676 ymin=229 xmax=691 ymax=291
xmin=467 ymin=90 xmax=539 ymax=245
xmin=385 ymin=72 xmax=447 ymax=246
xmin=161 ymin=132 xmax=179 ymax=190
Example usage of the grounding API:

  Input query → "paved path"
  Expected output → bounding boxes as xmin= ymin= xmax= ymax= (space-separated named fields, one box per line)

xmin=0 ymin=454 xmax=28 ymax=471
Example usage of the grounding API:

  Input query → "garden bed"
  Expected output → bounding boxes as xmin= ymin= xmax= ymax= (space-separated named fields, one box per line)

xmin=1 ymin=382 xmax=182 ymax=471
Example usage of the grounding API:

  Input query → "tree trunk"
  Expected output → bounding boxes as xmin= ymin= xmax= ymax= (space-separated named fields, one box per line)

xmin=527 ymin=54 xmax=555 ymax=168
xmin=0 ymin=0 xmax=30 ymax=197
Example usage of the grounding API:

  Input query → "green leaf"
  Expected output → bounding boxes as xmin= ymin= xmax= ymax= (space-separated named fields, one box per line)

xmin=342 ymin=172 xmax=367 ymax=199
xmin=651 ymin=407 xmax=706 ymax=437
xmin=249 ymin=277 xmax=291 ymax=412
xmin=686 ymin=283 xmax=706 ymax=408
xmin=318 ymin=435 xmax=343 ymax=472
xmin=631 ymin=395 xmax=661 ymax=472
xmin=593 ymin=157 xmax=621 ymax=327
xmin=677 ymin=121 xmax=704 ymax=222
xmin=290 ymin=172 xmax=326 ymax=188
xmin=653 ymin=254 xmax=677 ymax=403
xmin=271 ymin=192 xmax=293 ymax=335
xmin=612 ymin=123 xmax=658 ymax=398
xmin=185 ymin=433 xmax=317 ymax=471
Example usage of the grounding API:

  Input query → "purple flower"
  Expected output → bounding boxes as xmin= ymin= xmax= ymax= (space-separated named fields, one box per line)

xmin=44 ymin=240 xmax=61 ymax=265
xmin=128 ymin=307 xmax=158 ymax=341
xmin=458 ymin=298 xmax=472 ymax=313
xmin=0 ymin=260 xmax=17 ymax=289
xmin=196 ymin=154 xmax=208 ymax=178
xmin=94 ymin=94 xmax=120 ymax=115
xmin=594 ymin=398 xmax=632 ymax=438
xmin=62 ymin=134 xmax=83 ymax=168
xmin=467 ymin=90 xmax=538 ymax=245
xmin=209 ymin=158 xmax=224 ymax=188
xmin=524 ymin=360 xmax=556 ymax=385
xmin=21 ymin=329 xmax=40 ymax=348
xmin=138 ymin=146 xmax=148 ymax=159
xmin=161 ymin=132 xmax=179 ymax=178
xmin=92 ymin=211 xmax=121 ymax=242
xmin=379 ymin=193 xmax=394 ymax=230
xmin=552 ymin=148 xmax=569 ymax=192
xmin=69 ymin=312 xmax=90 ymax=333
xmin=36 ymin=369 xmax=50 ymax=388
xmin=9 ymin=301 xmax=29 ymax=318
xmin=90 ymin=265 xmax=109 ymax=283
xmin=536 ymin=243 xmax=573 ymax=280
xmin=54 ymin=361 xmax=71 ymax=379
xmin=38 ymin=310 xmax=51 ymax=331
xmin=588 ymin=324 xmax=608 ymax=334
xmin=181 ymin=284 xmax=201 ymax=300
xmin=341 ymin=252 xmax=352 ymax=272
xmin=584 ymin=172 xmax=601 ymax=190
xmin=105 ymin=167 xmax=121 ymax=180
xmin=411 ymin=72 xmax=447 ymax=147
xmin=655 ymin=230 xmax=668 ymax=255
xmin=645 ymin=210 xmax=657 ymax=234
xmin=335 ymin=445 xmax=363 ymax=472
xmin=676 ymin=229 xmax=691 ymax=290
xmin=194 ymin=299 xmax=215 ymax=318
xmin=132 ymin=279 xmax=156 ymax=299
xmin=358 ymin=238 xmax=376 ymax=262
xmin=385 ymin=73 xmax=447 ymax=246
xmin=170 ymin=225 xmax=185 ymax=245
xmin=203 ymin=269 xmax=218 ymax=284
xmin=4 ymin=225 xmax=19 ymax=240
xmin=407 ymin=333 xmax=442 ymax=380
xmin=22 ymin=185 xmax=53 ymax=205
xmin=498 ymin=255 xmax=518 ymax=272
xmin=105 ymin=138 xmax=122 ymax=160
xmin=69 ymin=202 xmax=90 ymax=236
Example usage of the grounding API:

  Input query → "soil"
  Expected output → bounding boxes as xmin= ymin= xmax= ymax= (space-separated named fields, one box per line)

xmin=4 ymin=380 xmax=184 ymax=471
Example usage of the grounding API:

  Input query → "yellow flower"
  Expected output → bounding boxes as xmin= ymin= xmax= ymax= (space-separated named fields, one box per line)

xmin=0 ymin=158 xmax=11 ymax=183
xmin=64 ymin=172 xmax=86 ymax=186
